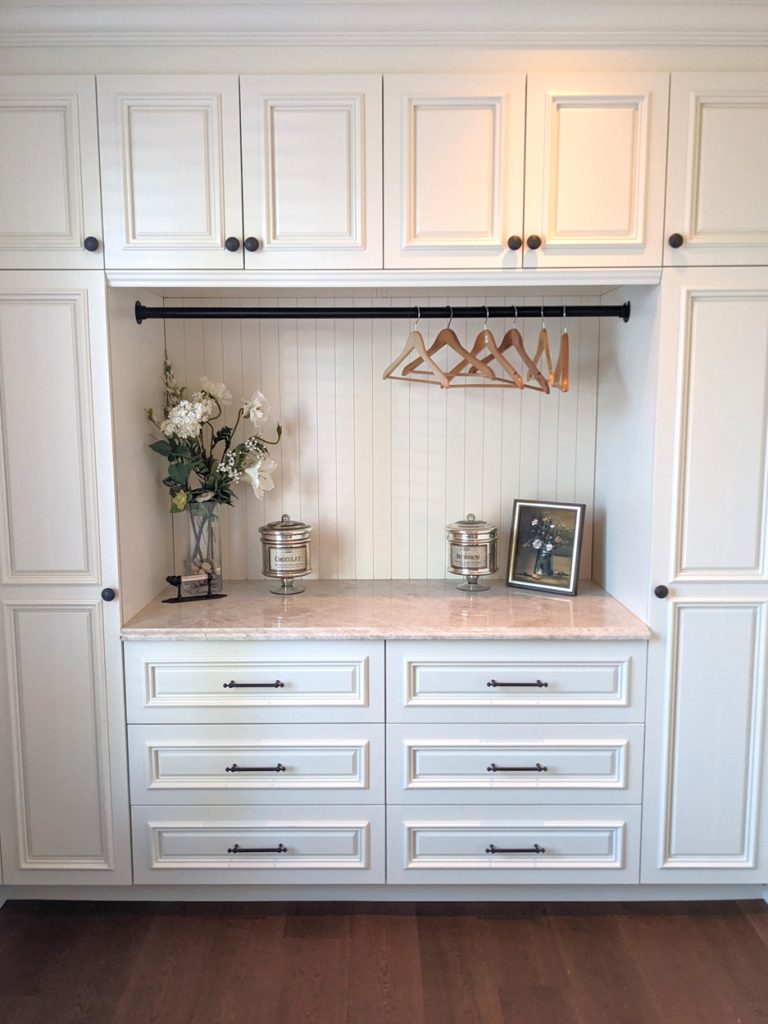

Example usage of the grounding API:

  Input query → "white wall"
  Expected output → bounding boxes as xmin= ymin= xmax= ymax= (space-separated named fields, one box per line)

xmin=156 ymin=294 xmax=601 ymax=580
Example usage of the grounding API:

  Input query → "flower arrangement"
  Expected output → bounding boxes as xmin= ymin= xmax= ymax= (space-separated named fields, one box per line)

xmin=525 ymin=514 xmax=568 ymax=577
xmin=145 ymin=360 xmax=282 ymax=513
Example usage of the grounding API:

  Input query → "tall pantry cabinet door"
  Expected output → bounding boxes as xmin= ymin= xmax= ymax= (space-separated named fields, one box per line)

xmin=241 ymin=76 xmax=382 ymax=269
xmin=665 ymin=73 xmax=768 ymax=266
xmin=523 ymin=73 xmax=669 ymax=268
xmin=0 ymin=77 xmax=103 ymax=270
xmin=642 ymin=268 xmax=768 ymax=884
xmin=97 ymin=76 xmax=243 ymax=270
xmin=0 ymin=271 xmax=131 ymax=884
xmin=383 ymin=74 xmax=525 ymax=269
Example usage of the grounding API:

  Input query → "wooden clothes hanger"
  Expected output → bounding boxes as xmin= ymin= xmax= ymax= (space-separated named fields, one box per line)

xmin=401 ymin=309 xmax=495 ymax=382
xmin=528 ymin=308 xmax=555 ymax=386
xmin=552 ymin=309 xmax=570 ymax=392
xmin=449 ymin=310 xmax=525 ymax=388
xmin=382 ymin=325 xmax=450 ymax=388
xmin=468 ymin=309 xmax=550 ymax=393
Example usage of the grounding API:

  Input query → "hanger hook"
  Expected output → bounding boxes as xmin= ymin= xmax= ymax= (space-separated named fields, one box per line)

xmin=484 ymin=305 xmax=489 ymax=329
xmin=447 ymin=304 xmax=453 ymax=330
xmin=562 ymin=304 xmax=567 ymax=334
xmin=414 ymin=305 xmax=421 ymax=327
xmin=513 ymin=305 xmax=518 ymax=329
xmin=541 ymin=305 xmax=546 ymax=329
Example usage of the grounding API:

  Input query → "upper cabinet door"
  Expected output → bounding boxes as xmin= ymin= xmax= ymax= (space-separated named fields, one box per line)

xmin=241 ymin=75 xmax=382 ymax=270
xmin=98 ymin=75 xmax=243 ymax=270
xmin=0 ymin=76 xmax=102 ymax=270
xmin=665 ymin=73 xmax=768 ymax=266
xmin=524 ymin=73 xmax=669 ymax=268
xmin=383 ymin=74 xmax=525 ymax=269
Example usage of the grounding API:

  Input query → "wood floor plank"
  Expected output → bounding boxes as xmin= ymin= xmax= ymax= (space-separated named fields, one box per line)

xmin=2 ymin=900 xmax=768 ymax=1024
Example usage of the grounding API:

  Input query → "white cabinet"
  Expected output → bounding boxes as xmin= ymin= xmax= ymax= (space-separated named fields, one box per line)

xmin=0 ymin=76 xmax=103 ymax=269
xmin=0 ymin=271 xmax=130 ymax=884
xmin=98 ymin=75 xmax=243 ymax=270
xmin=523 ymin=73 xmax=669 ymax=268
xmin=241 ymin=75 xmax=382 ymax=269
xmin=642 ymin=267 xmax=768 ymax=883
xmin=99 ymin=74 xmax=382 ymax=271
xmin=383 ymin=73 xmax=525 ymax=269
xmin=665 ymin=73 xmax=768 ymax=266
xmin=383 ymin=72 xmax=668 ymax=270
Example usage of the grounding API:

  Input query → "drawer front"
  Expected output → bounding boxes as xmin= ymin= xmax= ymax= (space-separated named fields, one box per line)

xmin=124 ymin=640 xmax=384 ymax=723
xmin=387 ymin=640 xmax=646 ymax=722
xmin=388 ymin=723 xmax=643 ymax=803
xmin=387 ymin=805 xmax=640 ymax=884
xmin=129 ymin=724 xmax=384 ymax=804
xmin=132 ymin=804 xmax=385 ymax=884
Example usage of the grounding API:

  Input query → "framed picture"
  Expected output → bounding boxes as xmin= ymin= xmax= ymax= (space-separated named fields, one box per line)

xmin=506 ymin=500 xmax=586 ymax=596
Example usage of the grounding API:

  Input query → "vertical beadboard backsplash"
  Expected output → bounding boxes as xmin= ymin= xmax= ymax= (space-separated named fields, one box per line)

xmin=163 ymin=295 xmax=599 ymax=580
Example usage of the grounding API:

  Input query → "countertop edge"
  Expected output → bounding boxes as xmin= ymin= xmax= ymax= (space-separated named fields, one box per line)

xmin=121 ymin=626 xmax=652 ymax=641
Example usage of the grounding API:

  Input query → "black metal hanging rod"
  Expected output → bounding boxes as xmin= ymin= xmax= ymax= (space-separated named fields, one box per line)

xmin=134 ymin=301 xmax=630 ymax=325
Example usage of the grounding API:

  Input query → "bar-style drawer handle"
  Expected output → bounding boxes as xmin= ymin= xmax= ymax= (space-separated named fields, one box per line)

xmin=227 ymin=843 xmax=288 ymax=854
xmin=225 ymin=763 xmax=286 ymax=773
xmin=487 ymin=762 xmax=547 ymax=773
xmin=487 ymin=679 xmax=549 ymax=688
xmin=223 ymin=679 xmax=285 ymax=689
xmin=486 ymin=843 xmax=546 ymax=855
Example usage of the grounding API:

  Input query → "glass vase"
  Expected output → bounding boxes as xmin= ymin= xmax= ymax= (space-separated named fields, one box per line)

xmin=180 ymin=500 xmax=223 ymax=596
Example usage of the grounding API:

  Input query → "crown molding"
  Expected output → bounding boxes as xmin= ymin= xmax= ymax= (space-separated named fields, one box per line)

xmin=2 ymin=2 xmax=768 ymax=49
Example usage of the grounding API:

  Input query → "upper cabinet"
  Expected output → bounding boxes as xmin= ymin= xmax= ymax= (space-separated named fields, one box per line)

xmin=665 ymin=72 xmax=768 ymax=266
xmin=99 ymin=74 xmax=382 ymax=271
xmin=98 ymin=75 xmax=243 ymax=270
xmin=241 ymin=75 xmax=382 ymax=269
xmin=0 ymin=76 xmax=103 ymax=270
xmin=383 ymin=74 xmax=526 ymax=269
xmin=523 ymin=73 xmax=669 ymax=269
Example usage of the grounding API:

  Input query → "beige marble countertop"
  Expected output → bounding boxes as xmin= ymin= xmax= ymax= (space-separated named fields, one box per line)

xmin=121 ymin=579 xmax=650 ymax=641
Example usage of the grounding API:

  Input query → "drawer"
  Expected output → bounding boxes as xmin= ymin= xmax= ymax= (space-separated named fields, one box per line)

xmin=386 ymin=640 xmax=646 ymax=722
xmin=387 ymin=723 xmax=643 ymax=803
xmin=129 ymin=724 xmax=384 ymax=804
xmin=131 ymin=804 xmax=385 ymax=884
xmin=124 ymin=640 xmax=384 ymax=723
xmin=387 ymin=805 xmax=640 ymax=884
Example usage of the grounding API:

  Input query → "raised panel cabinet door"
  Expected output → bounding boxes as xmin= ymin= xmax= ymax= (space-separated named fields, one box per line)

xmin=524 ymin=73 xmax=669 ymax=268
xmin=0 ymin=76 xmax=103 ymax=270
xmin=0 ymin=271 xmax=129 ymax=884
xmin=383 ymin=73 xmax=525 ymax=269
xmin=665 ymin=73 xmax=768 ymax=266
xmin=97 ymin=75 xmax=243 ymax=270
xmin=241 ymin=75 xmax=382 ymax=269
xmin=643 ymin=267 xmax=768 ymax=883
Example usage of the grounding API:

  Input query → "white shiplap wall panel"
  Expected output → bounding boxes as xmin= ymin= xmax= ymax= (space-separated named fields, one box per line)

xmin=162 ymin=295 xmax=598 ymax=580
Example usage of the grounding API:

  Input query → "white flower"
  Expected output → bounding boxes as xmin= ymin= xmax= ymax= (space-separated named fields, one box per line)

xmin=545 ymin=542 xmax=553 ymax=551
xmin=531 ymin=518 xmax=539 ymax=526
xmin=160 ymin=399 xmax=206 ymax=439
xmin=532 ymin=538 xmax=543 ymax=549
xmin=200 ymin=377 xmax=232 ymax=406
xmin=195 ymin=491 xmax=215 ymax=503
xmin=191 ymin=393 xmax=219 ymax=421
xmin=242 ymin=390 xmax=270 ymax=426
xmin=244 ymin=456 xmax=277 ymax=499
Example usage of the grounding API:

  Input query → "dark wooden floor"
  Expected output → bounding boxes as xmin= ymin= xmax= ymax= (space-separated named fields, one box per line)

xmin=1 ymin=900 xmax=768 ymax=1024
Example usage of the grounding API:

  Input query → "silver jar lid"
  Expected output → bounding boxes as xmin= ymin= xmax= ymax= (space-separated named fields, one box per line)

xmin=259 ymin=513 xmax=313 ymax=543
xmin=445 ymin=512 xmax=497 ymax=542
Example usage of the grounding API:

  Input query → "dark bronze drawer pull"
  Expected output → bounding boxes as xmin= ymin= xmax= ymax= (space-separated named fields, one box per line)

xmin=227 ymin=843 xmax=288 ymax=854
xmin=487 ymin=679 xmax=549 ymax=688
xmin=223 ymin=679 xmax=285 ymax=689
xmin=225 ymin=763 xmax=287 ymax=773
xmin=486 ymin=843 xmax=546 ymax=855
xmin=487 ymin=762 xmax=547 ymax=773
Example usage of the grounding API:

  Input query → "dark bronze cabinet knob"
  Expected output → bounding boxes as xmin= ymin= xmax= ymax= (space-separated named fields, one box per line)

xmin=83 ymin=236 xmax=100 ymax=252
xmin=668 ymin=233 xmax=684 ymax=249
xmin=526 ymin=234 xmax=542 ymax=250
xmin=244 ymin=237 xmax=260 ymax=252
xmin=100 ymin=588 xmax=117 ymax=602
xmin=224 ymin=236 xmax=241 ymax=252
xmin=507 ymin=235 xmax=522 ymax=251
xmin=654 ymin=585 xmax=669 ymax=599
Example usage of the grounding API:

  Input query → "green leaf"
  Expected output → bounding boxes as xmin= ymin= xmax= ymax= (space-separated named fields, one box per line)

xmin=168 ymin=462 xmax=193 ymax=485
xmin=148 ymin=439 xmax=173 ymax=456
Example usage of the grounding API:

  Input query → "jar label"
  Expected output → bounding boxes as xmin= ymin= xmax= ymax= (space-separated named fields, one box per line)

xmin=450 ymin=543 xmax=488 ymax=570
xmin=269 ymin=547 xmax=308 ymax=572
